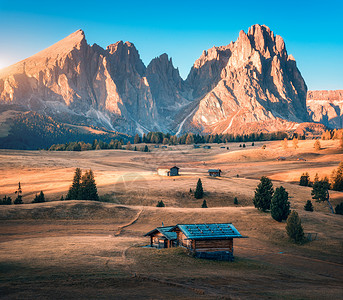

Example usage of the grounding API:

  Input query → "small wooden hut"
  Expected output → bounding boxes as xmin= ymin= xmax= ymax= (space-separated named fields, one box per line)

xmin=144 ymin=226 xmax=177 ymax=248
xmin=208 ymin=169 xmax=222 ymax=177
xmin=169 ymin=223 xmax=243 ymax=261
xmin=157 ymin=166 xmax=179 ymax=176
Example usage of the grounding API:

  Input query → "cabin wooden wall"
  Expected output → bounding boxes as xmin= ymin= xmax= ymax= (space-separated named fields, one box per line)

xmin=195 ymin=239 xmax=233 ymax=253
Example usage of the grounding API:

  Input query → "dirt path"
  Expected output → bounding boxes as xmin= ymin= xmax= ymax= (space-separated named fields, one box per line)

xmin=115 ymin=207 xmax=144 ymax=236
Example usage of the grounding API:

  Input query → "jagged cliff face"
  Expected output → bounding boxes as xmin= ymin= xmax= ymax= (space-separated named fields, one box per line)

xmin=307 ymin=90 xmax=343 ymax=128
xmin=179 ymin=25 xmax=309 ymax=134
xmin=0 ymin=25 xmax=312 ymax=136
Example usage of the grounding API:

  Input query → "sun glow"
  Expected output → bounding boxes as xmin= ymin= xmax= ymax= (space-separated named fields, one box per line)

xmin=0 ymin=58 xmax=10 ymax=70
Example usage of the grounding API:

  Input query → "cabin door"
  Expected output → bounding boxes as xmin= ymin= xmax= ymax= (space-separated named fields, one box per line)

xmin=164 ymin=240 xmax=168 ymax=248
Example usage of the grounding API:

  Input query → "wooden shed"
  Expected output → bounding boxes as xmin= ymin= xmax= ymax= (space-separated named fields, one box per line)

xmin=157 ymin=166 xmax=179 ymax=176
xmin=208 ymin=169 xmax=222 ymax=177
xmin=144 ymin=226 xmax=177 ymax=248
xmin=169 ymin=223 xmax=243 ymax=261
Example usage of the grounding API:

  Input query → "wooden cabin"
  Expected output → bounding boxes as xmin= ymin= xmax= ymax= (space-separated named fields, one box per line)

xmin=203 ymin=145 xmax=211 ymax=149
xmin=169 ymin=223 xmax=243 ymax=261
xmin=208 ymin=169 xmax=222 ymax=177
xmin=144 ymin=226 xmax=177 ymax=248
xmin=157 ymin=166 xmax=179 ymax=176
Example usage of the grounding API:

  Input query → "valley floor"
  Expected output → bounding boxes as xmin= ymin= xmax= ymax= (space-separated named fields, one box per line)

xmin=0 ymin=140 xmax=343 ymax=299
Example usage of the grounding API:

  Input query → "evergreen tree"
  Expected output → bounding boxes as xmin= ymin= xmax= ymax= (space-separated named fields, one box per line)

xmin=143 ymin=145 xmax=149 ymax=152
xmin=234 ymin=197 xmax=238 ymax=205
xmin=79 ymin=169 xmax=99 ymax=201
xmin=1 ymin=196 xmax=12 ymax=205
xmin=66 ymin=168 xmax=82 ymax=200
xmin=271 ymin=186 xmax=290 ymax=222
xmin=134 ymin=146 xmax=137 ymax=151
xmin=194 ymin=179 xmax=204 ymax=199
xmin=134 ymin=134 xmax=141 ymax=144
xmin=253 ymin=176 xmax=274 ymax=211
xmin=335 ymin=202 xmax=343 ymax=215
xmin=331 ymin=161 xmax=343 ymax=191
xmin=299 ymin=172 xmax=310 ymax=186
xmin=60 ymin=195 xmax=64 ymax=201
xmin=286 ymin=211 xmax=304 ymax=244
xmin=156 ymin=200 xmax=165 ymax=207
xmin=185 ymin=133 xmax=194 ymax=145
xmin=32 ymin=191 xmax=45 ymax=203
xmin=201 ymin=199 xmax=208 ymax=208
xmin=14 ymin=182 xmax=23 ymax=204
xmin=126 ymin=141 xmax=132 ymax=150
xmin=311 ymin=178 xmax=334 ymax=213
xmin=292 ymin=137 xmax=299 ymax=149
xmin=314 ymin=140 xmax=321 ymax=151
xmin=304 ymin=200 xmax=314 ymax=212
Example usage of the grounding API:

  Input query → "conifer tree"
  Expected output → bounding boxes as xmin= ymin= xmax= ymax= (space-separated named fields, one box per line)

xmin=314 ymin=140 xmax=321 ymax=151
xmin=156 ymin=200 xmax=165 ymax=207
xmin=304 ymin=200 xmax=314 ymax=212
xmin=66 ymin=168 xmax=82 ymax=200
xmin=134 ymin=134 xmax=141 ymax=144
xmin=253 ymin=176 xmax=274 ymax=211
xmin=331 ymin=161 xmax=343 ymax=191
xmin=299 ymin=172 xmax=310 ymax=186
xmin=311 ymin=178 xmax=334 ymax=213
xmin=234 ymin=197 xmax=238 ymax=204
xmin=201 ymin=199 xmax=208 ymax=208
xmin=194 ymin=179 xmax=204 ymax=199
xmin=286 ymin=211 xmax=304 ymax=244
xmin=80 ymin=169 xmax=99 ymax=201
xmin=14 ymin=182 xmax=23 ymax=204
xmin=271 ymin=186 xmax=290 ymax=222
xmin=32 ymin=191 xmax=45 ymax=203
xmin=126 ymin=141 xmax=132 ymax=150
xmin=335 ymin=202 xmax=343 ymax=215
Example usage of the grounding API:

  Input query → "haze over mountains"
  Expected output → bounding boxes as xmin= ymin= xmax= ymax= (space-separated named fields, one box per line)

xmin=0 ymin=24 xmax=341 ymax=148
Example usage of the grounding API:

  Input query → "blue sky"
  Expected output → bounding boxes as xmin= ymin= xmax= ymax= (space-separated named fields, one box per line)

xmin=0 ymin=0 xmax=342 ymax=90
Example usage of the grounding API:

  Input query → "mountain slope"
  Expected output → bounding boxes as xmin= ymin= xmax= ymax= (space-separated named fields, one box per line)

xmin=0 ymin=25 xmax=317 ymax=141
xmin=178 ymin=25 xmax=309 ymax=134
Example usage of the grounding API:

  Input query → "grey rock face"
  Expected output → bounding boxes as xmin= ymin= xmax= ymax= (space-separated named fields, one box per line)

xmin=0 ymin=25 xmax=315 ymax=135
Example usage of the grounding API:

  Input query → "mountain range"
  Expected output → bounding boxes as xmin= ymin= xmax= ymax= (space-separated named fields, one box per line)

xmin=0 ymin=24 xmax=341 ymax=148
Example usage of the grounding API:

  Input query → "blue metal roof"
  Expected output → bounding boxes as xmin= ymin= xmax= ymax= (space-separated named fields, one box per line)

xmin=172 ymin=223 xmax=242 ymax=240
xmin=208 ymin=169 xmax=221 ymax=172
xmin=144 ymin=226 xmax=177 ymax=240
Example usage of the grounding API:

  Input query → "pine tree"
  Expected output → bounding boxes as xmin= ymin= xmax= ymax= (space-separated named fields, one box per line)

xmin=335 ymin=202 xmax=343 ymax=215
xmin=304 ymin=200 xmax=314 ymax=212
xmin=79 ymin=169 xmax=99 ymax=201
xmin=253 ymin=176 xmax=274 ymax=211
xmin=201 ymin=199 xmax=208 ymax=208
xmin=292 ymin=137 xmax=299 ymax=149
xmin=194 ymin=179 xmax=204 ymax=199
xmin=286 ymin=211 xmax=304 ymax=244
xmin=60 ymin=195 xmax=64 ymax=201
xmin=134 ymin=134 xmax=141 ymax=144
xmin=314 ymin=140 xmax=321 ymax=151
xmin=126 ymin=141 xmax=132 ymax=150
xmin=185 ymin=133 xmax=194 ymax=145
xmin=32 ymin=191 xmax=45 ymax=203
xmin=331 ymin=161 xmax=343 ymax=191
xmin=66 ymin=168 xmax=82 ymax=200
xmin=156 ymin=200 xmax=165 ymax=207
xmin=299 ymin=172 xmax=310 ymax=186
xmin=14 ymin=182 xmax=23 ymax=204
xmin=234 ymin=197 xmax=238 ymax=205
xmin=144 ymin=145 xmax=149 ymax=152
xmin=271 ymin=186 xmax=290 ymax=222
xmin=311 ymin=178 xmax=334 ymax=213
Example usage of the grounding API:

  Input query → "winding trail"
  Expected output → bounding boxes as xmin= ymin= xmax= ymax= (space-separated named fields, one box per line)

xmin=114 ymin=207 xmax=144 ymax=237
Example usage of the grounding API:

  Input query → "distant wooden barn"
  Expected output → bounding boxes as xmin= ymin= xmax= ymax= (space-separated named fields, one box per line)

xmin=157 ymin=166 xmax=179 ymax=176
xmin=144 ymin=226 xmax=177 ymax=248
xmin=169 ymin=223 xmax=243 ymax=261
xmin=208 ymin=169 xmax=222 ymax=177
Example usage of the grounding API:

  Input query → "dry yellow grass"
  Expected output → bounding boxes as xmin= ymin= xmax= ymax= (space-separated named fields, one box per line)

xmin=0 ymin=140 xmax=343 ymax=299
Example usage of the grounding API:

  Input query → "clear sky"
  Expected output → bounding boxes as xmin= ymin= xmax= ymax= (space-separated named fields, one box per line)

xmin=0 ymin=0 xmax=342 ymax=90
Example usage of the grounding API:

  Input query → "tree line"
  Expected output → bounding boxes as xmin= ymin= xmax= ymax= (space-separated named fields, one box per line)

xmin=134 ymin=131 xmax=291 ymax=145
